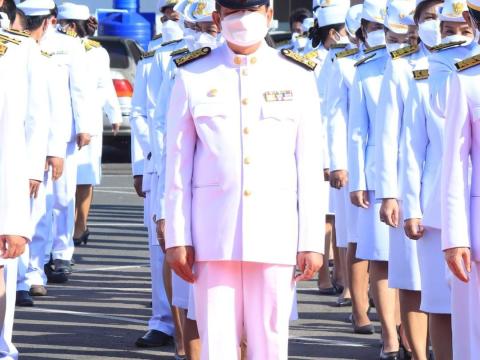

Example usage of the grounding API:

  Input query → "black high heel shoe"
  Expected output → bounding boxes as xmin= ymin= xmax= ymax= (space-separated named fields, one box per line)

xmin=379 ymin=347 xmax=400 ymax=360
xmin=73 ymin=228 xmax=90 ymax=246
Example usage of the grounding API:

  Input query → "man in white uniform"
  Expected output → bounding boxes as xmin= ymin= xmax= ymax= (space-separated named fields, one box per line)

xmin=165 ymin=1 xmax=325 ymax=358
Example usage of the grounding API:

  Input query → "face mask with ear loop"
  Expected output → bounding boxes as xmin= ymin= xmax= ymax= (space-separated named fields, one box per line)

xmin=221 ymin=11 xmax=270 ymax=47
xmin=0 ymin=12 xmax=10 ymax=30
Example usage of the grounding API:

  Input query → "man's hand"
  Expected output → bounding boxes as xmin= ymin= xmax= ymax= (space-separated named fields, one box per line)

xmin=295 ymin=252 xmax=323 ymax=282
xmin=323 ymin=169 xmax=330 ymax=182
xmin=29 ymin=180 xmax=41 ymax=198
xmin=445 ymin=247 xmax=471 ymax=283
xmin=0 ymin=235 xmax=27 ymax=259
xmin=133 ymin=176 xmax=145 ymax=198
xmin=166 ymin=246 xmax=195 ymax=283
xmin=112 ymin=123 xmax=120 ymax=136
xmin=156 ymin=219 xmax=166 ymax=252
xmin=350 ymin=190 xmax=370 ymax=209
xmin=76 ymin=133 xmax=91 ymax=150
xmin=379 ymin=198 xmax=400 ymax=227
xmin=404 ymin=218 xmax=424 ymax=240
xmin=330 ymin=170 xmax=348 ymax=189
xmin=46 ymin=156 xmax=64 ymax=180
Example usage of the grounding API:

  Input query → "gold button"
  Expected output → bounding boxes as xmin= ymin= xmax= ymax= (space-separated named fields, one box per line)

xmin=242 ymin=98 xmax=249 ymax=106
xmin=250 ymin=57 xmax=257 ymax=64
xmin=243 ymin=127 xmax=250 ymax=135
xmin=234 ymin=56 xmax=242 ymax=65
xmin=244 ymin=189 xmax=252 ymax=197
xmin=242 ymin=69 xmax=248 ymax=76
xmin=207 ymin=89 xmax=218 ymax=97
xmin=244 ymin=157 xmax=251 ymax=165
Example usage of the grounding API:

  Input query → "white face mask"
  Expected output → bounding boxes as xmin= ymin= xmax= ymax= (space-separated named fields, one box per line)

xmin=418 ymin=19 xmax=441 ymax=47
xmin=334 ymin=31 xmax=350 ymax=45
xmin=0 ymin=12 xmax=10 ymax=30
xmin=366 ymin=29 xmax=386 ymax=48
xmin=386 ymin=42 xmax=409 ymax=53
xmin=195 ymin=32 xmax=219 ymax=49
xmin=441 ymin=34 xmax=472 ymax=46
xmin=221 ymin=11 xmax=269 ymax=47
xmin=162 ymin=20 xmax=184 ymax=43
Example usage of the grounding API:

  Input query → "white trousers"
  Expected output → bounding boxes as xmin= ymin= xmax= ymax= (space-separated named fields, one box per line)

xmin=451 ymin=261 xmax=480 ymax=360
xmin=0 ymin=260 xmax=19 ymax=360
xmin=145 ymin=175 xmax=174 ymax=336
xmin=194 ymin=261 xmax=295 ymax=360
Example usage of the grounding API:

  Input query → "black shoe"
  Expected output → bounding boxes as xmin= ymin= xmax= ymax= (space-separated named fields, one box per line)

xmin=336 ymin=297 xmax=352 ymax=307
xmin=379 ymin=347 xmax=400 ymax=360
xmin=53 ymin=259 xmax=72 ymax=275
xmin=45 ymin=258 xmax=69 ymax=284
xmin=73 ymin=228 xmax=90 ymax=246
xmin=16 ymin=291 xmax=34 ymax=307
xmin=351 ymin=314 xmax=375 ymax=335
xmin=318 ymin=287 xmax=338 ymax=295
xmin=29 ymin=285 xmax=47 ymax=297
xmin=135 ymin=330 xmax=173 ymax=348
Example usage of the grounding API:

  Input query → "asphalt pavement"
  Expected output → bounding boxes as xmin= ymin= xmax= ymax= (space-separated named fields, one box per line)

xmin=14 ymin=163 xmax=383 ymax=360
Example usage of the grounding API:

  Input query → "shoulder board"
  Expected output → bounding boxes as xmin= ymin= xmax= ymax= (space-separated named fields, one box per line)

xmin=0 ymin=33 xmax=21 ymax=45
xmin=41 ymin=50 xmax=52 ymax=58
xmin=336 ymin=47 xmax=359 ymax=59
xmin=390 ymin=45 xmax=419 ymax=60
xmin=152 ymin=33 xmax=162 ymax=41
xmin=304 ymin=50 xmax=318 ymax=60
xmin=430 ymin=40 xmax=465 ymax=52
xmin=330 ymin=43 xmax=348 ymax=49
xmin=364 ymin=44 xmax=386 ymax=54
xmin=174 ymin=47 xmax=211 ymax=67
xmin=142 ymin=50 xmax=156 ymax=59
xmin=455 ymin=54 xmax=480 ymax=72
xmin=57 ymin=27 xmax=78 ymax=37
xmin=0 ymin=43 xmax=8 ymax=57
xmin=413 ymin=69 xmax=429 ymax=80
xmin=161 ymin=38 xmax=182 ymax=47
xmin=354 ymin=53 xmax=376 ymax=67
xmin=4 ymin=28 xmax=30 ymax=38
xmin=84 ymin=39 xmax=101 ymax=52
xmin=281 ymin=49 xmax=317 ymax=71
xmin=170 ymin=47 xmax=189 ymax=57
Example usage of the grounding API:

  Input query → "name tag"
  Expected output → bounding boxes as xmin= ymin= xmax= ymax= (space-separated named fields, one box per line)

xmin=263 ymin=90 xmax=293 ymax=102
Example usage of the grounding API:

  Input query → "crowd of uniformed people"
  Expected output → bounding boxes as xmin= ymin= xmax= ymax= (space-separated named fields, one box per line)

xmin=1 ymin=0 xmax=480 ymax=359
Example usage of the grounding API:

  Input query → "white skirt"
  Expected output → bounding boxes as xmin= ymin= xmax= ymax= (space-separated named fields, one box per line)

xmin=417 ymin=228 xmax=451 ymax=313
xmin=173 ymin=272 xmax=191 ymax=310
xmin=76 ymin=135 xmax=102 ymax=186
xmin=332 ymin=186 xmax=359 ymax=247
xmin=388 ymin=221 xmax=421 ymax=291
xmin=356 ymin=191 xmax=390 ymax=261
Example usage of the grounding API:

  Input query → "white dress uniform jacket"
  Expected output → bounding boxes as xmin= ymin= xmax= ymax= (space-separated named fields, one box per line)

xmin=165 ymin=42 xmax=325 ymax=265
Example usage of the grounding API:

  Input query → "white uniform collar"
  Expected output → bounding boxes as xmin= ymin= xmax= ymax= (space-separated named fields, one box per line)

xmin=222 ymin=40 xmax=271 ymax=67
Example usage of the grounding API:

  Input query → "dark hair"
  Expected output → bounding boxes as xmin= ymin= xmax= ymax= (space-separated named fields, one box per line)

xmin=289 ymin=8 xmax=312 ymax=29
xmin=14 ymin=8 xmax=27 ymax=30
xmin=315 ymin=23 xmax=344 ymax=46
xmin=355 ymin=26 xmax=365 ymax=43
xmin=62 ymin=16 xmax=98 ymax=37
xmin=50 ymin=5 xmax=58 ymax=18
xmin=25 ymin=14 xmax=50 ymax=31
xmin=0 ymin=0 xmax=16 ymax=22
xmin=414 ymin=0 xmax=443 ymax=24
xmin=469 ymin=7 xmax=480 ymax=26
xmin=265 ymin=33 xmax=275 ymax=47
xmin=160 ymin=5 xmax=175 ymax=13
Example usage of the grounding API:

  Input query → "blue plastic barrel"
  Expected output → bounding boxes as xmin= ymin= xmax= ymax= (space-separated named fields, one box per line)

xmin=99 ymin=0 xmax=152 ymax=51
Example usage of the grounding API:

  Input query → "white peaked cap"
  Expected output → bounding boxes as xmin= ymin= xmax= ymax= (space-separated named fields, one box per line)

xmin=174 ymin=0 xmax=193 ymax=19
xmin=345 ymin=4 xmax=363 ymax=36
xmin=385 ymin=0 xmax=416 ymax=34
xmin=315 ymin=0 xmax=350 ymax=27
xmin=467 ymin=0 xmax=480 ymax=11
xmin=439 ymin=0 xmax=468 ymax=22
xmin=184 ymin=0 xmax=214 ymax=23
xmin=312 ymin=0 xmax=322 ymax=10
xmin=17 ymin=0 xmax=55 ymax=16
xmin=58 ymin=3 xmax=90 ymax=21
xmin=302 ymin=17 xmax=315 ymax=33
xmin=362 ymin=0 xmax=388 ymax=24
xmin=157 ymin=0 xmax=180 ymax=12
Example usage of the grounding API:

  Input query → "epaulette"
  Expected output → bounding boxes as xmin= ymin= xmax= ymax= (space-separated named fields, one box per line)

xmin=57 ymin=27 xmax=78 ymax=38
xmin=354 ymin=53 xmax=376 ymax=67
xmin=4 ymin=28 xmax=30 ymax=37
xmin=161 ymin=38 xmax=182 ymax=47
xmin=390 ymin=45 xmax=419 ymax=60
xmin=152 ymin=33 xmax=162 ymax=41
xmin=41 ymin=50 xmax=52 ymax=58
xmin=455 ymin=54 xmax=480 ymax=72
xmin=84 ymin=39 xmax=101 ymax=52
xmin=174 ymin=47 xmax=211 ymax=67
xmin=331 ymin=43 xmax=348 ymax=49
xmin=304 ymin=50 xmax=318 ymax=60
xmin=141 ymin=50 xmax=156 ymax=59
xmin=170 ymin=47 xmax=189 ymax=57
xmin=0 ymin=43 xmax=7 ymax=57
xmin=413 ymin=69 xmax=429 ymax=80
xmin=0 ymin=33 xmax=21 ymax=45
xmin=281 ymin=49 xmax=317 ymax=71
xmin=336 ymin=47 xmax=359 ymax=59
xmin=364 ymin=44 xmax=386 ymax=54
xmin=430 ymin=40 xmax=465 ymax=52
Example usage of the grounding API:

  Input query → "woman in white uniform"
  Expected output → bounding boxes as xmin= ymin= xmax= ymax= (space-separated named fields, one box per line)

xmin=57 ymin=5 xmax=122 ymax=246
xmin=402 ymin=1 xmax=474 ymax=358
xmin=348 ymin=1 xmax=402 ymax=357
